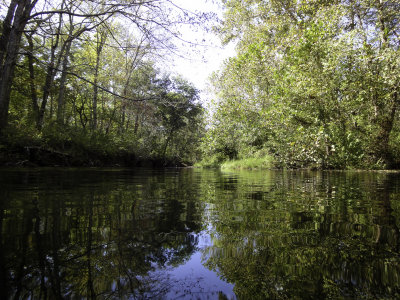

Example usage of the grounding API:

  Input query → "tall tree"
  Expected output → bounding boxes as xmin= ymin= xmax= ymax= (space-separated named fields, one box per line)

xmin=91 ymin=26 xmax=107 ymax=131
xmin=0 ymin=0 xmax=196 ymax=132
xmin=0 ymin=0 xmax=38 ymax=132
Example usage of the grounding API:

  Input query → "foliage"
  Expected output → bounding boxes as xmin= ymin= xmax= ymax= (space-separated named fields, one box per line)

xmin=194 ymin=152 xmax=228 ymax=168
xmin=155 ymin=77 xmax=205 ymax=163
xmin=202 ymin=0 xmax=400 ymax=169
xmin=0 ymin=0 xmax=206 ymax=166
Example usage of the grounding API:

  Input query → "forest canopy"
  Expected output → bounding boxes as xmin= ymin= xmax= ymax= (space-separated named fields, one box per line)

xmin=201 ymin=0 xmax=400 ymax=169
xmin=0 ymin=0 xmax=205 ymax=166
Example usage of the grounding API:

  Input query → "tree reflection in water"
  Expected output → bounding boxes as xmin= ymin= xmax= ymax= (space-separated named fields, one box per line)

xmin=0 ymin=169 xmax=207 ymax=299
xmin=1 ymin=169 xmax=400 ymax=299
xmin=201 ymin=170 xmax=400 ymax=299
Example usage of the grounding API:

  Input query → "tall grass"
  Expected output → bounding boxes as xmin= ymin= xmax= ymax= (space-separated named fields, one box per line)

xmin=220 ymin=155 xmax=274 ymax=170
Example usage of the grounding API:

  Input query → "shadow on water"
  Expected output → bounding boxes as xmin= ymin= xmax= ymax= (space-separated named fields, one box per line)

xmin=0 ymin=168 xmax=400 ymax=299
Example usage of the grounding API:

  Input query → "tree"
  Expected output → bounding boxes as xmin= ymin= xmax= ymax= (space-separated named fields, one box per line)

xmin=0 ymin=0 xmax=200 ymax=133
xmin=156 ymin=77 xmax=203 ymax=162
xmin=0 ymin=0 xmax=38 ymax=131
xmin=206 ymin=0 xmax=400 ymax=168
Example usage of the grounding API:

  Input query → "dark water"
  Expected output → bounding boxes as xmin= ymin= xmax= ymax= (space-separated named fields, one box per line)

xmin=1 ymin=168 xmax=400 ymax=299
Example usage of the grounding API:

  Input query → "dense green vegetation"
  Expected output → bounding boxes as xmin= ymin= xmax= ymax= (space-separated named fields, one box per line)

xmin=0 ymin=0 xmax=204 ymax=166
xmin=200 ymin=0 xmax=400 ymax=169
xmin=2 ymin=1 xmax=400 ymax=169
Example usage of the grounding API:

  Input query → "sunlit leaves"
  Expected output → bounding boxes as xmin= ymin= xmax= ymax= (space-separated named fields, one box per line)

xmin=204 ymin=0 xmax=400 ymax=168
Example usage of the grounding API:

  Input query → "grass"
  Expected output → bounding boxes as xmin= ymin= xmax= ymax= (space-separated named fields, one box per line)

xmin=220 ymin=155 xmax=274 ymax=170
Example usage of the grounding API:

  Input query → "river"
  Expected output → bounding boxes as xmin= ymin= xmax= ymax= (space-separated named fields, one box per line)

xmin=1 ymin=168 xmax=400 ymax=299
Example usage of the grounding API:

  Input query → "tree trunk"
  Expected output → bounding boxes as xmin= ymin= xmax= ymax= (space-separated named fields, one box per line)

xmin=56 ymin=39 xmax=72 ymax=125
xmin=134 ymin=113 xmax=140 ymax=134
xmin=0 ymin=0 xmax=37 ymax=132
xmin=376 ymin=91 xmax=398 ymax=165
xmin=163 ymin=129 xmax=174 ymax=159
xmin=92 ymin=67 xmax=99 ymax=130
xmin=92 ymin=31 xmax=106 ymax=131
xmin=26 ymin=33 xmax=39 ymax=122
xmin=37 ymin=11 xmax=64 ymax=130
xmin=120 ymin=102 xmax=126 ymax=133
xmin=0 ymin=0 xmax=18 ymax=65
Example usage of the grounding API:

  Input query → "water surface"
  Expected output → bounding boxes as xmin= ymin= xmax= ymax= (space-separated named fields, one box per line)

xmin=1 ymin=168 xmax=400 ymax=299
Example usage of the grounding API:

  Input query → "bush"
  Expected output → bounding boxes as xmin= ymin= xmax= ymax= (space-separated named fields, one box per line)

xmin=195 ymin=153 xmax=228 ymax=168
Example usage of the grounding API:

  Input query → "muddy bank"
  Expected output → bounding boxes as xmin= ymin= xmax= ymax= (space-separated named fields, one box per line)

xmin=0 ymin=144 xmax=186 ymax=168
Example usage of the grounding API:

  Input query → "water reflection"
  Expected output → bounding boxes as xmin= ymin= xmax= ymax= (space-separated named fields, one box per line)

xmin=202 ymin=170 xmax=400 ymax=299
xmin=0 ymin=169 xmax=211 ymax=299
xmin=0 ymin=169 xmax=400 ymax=299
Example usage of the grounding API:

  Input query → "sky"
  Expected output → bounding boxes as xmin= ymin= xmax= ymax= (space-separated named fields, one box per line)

xmin=166 ymin=0 xmax=236 ymax=103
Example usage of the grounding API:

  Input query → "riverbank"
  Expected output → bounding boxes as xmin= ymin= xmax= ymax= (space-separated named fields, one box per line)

xmin=194 ymin=154 xmax=400 ymax=171
xmin=195 ymin=155 xmax=276 ymax=170
xmin=0 ymin=145 xmax=186 ymax=168
xmin=0 ymin=127 xmax=188 ymax=168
